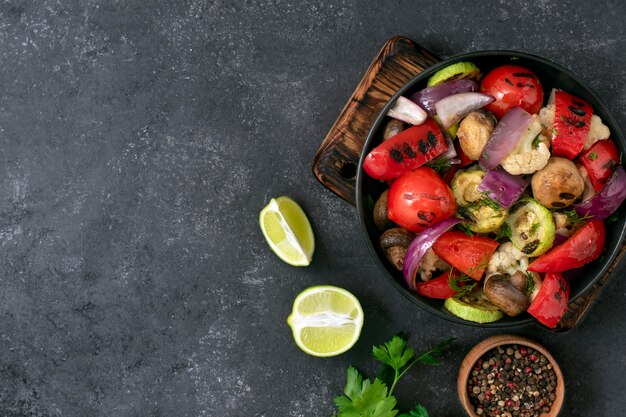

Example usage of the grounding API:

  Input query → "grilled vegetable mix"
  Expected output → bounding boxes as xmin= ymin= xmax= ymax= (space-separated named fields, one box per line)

xmin=332 ymin=334 xmax=455 ymax=417
xmin=367 ymin=60 xmax=625 ymax=328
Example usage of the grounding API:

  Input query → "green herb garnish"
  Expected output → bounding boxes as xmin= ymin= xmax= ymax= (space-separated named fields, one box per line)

xmin=457 ymin=222 xmax=474 ymax=237
xmin=466 ymin=197 xmax=501 ymax=211
xmin=495 ymin=222 xmax=512 ymax=240
xmin=333 ymin=335 xmax=455 ymax=417
xmin=607 ymin=215 xmax=619 ymax=223
xmin=531 ymin=134 xmax=542 ymax=149
xmin=479 ymin=191 xmax=504 ymax=209
xmin=552 ymin=128 xmax=558 ymax=137
xmin=449 ymin=272 xmax=477 ymax=298
xmin=524 ymin=272 xmax=536 ymax=295
xmin=334 ymin=369 xmax=397 ymax=417
xmin=587 ymin=152 xmax=598 ymax=161
xmin=450 ymin=256 xmax=490 ymax=298
xmin=530 ymin=223 xmax=540 ymax=234
xmin=563 ymin=209 xmax=592 ymax=226
xmin=398 ymin=405 xmax=430 ymax=417
xmin=426 ymin=158 xmax=452 ymax=173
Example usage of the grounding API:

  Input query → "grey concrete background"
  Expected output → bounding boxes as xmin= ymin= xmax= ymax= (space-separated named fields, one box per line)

xmin=0 ymin=0 xmax=624 ymax=416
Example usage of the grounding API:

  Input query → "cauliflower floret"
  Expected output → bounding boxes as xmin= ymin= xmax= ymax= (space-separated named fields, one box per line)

xmin=500 ymin=115 xmax=550 ymax=175
xmin=537 ymin=103 xmax=611 ymax=151
xmin=486 ymin=242 xmax=529 ymax=277
xmin=583 ymin=115 xmax=610 ymax=150
xmin=418 ymin=248 xmax=450 ymax=282
xmin=553 ymin=212 xmax=577 ymax=238
xmin=486 ymin=242 xmax=542 ymax=302
xmin=538 ymin=104 xmax=555 ymax=132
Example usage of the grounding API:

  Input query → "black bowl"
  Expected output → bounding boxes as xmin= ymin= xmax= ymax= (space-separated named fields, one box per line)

xmin=356 ymin=50 xmax=626 ymax=328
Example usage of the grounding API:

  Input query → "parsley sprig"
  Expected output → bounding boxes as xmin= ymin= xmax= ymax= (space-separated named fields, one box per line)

xmin=333 ymin=335 xmax=455 ymax=417
xmin=398 ymin=405 xmax=430 ymax=417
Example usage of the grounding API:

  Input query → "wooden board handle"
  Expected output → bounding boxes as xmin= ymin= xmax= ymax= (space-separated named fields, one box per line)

xmin=554 ymin=243 xmax=625 ymax=331
xmin=312 ymin=36 xmax=440 ymax=205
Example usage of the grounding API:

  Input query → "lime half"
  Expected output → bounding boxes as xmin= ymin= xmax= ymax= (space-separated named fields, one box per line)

xmin=287 ymin=286 xmax=364 ymax=357
xmin=259 ymin=196 xmax=314 ymax=266
xmin=444 ymin=290 xmax=504 ymax=323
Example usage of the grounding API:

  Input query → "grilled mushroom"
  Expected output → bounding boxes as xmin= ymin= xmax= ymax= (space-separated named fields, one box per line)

xmin=457 ymin=110 xmax=496 ymax=160
xmin=379 ymin=228 xmax=414 ymax=270
xmin=484 ymin=274 xmax=530 ymax=317
xmin=531 ymin=157 xmax=584 ymax=208
xmin=383 ymin=119 xmax=408 ymax=141
xmin=373 ymin=190 xmax=395 ymax=231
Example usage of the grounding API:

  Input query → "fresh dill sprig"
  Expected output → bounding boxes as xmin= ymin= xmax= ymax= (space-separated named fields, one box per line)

xmin=449 ymin=272 xmax=477 ymax=298
xmin=426 ymin=158 xmax=452 ymax=173
xmin=524 ymin=272 xmax=536 ymax=295
xmin=456 ymin=222 xmax=474 ymax=237
xmin=495 ymin=222 xmax=512 ymax=240
xmin=562 ymin=209 xmax=592 ymax=226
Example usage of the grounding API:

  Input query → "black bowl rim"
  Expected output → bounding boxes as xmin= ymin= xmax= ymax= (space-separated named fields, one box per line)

xmin=356 ymin=49 xmax=626 ymax=329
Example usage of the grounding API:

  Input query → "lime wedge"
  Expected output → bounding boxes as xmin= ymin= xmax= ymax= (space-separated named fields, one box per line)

xmin=444 ymin=289 xmax=504 ymax=323
xmin=287 ymin=286 xmax=364 ymax=357
xmin=259 ymin=196 xmax=314 ymax=266
xmin=427 ymin=61 xmax=481 ymax=87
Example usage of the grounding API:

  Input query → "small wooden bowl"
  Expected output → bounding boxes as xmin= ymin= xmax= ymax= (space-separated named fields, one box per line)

xmin=457 ymin=335 xmax=564 ymax=417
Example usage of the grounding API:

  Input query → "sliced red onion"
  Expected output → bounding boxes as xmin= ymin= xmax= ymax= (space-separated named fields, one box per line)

xmin=477 ymin=168 xmax=528 ymax=209
xmin=479 ymin=107 xmax=533 ymax=170
xmin=387 ymin=96 xmax=427 ymax=125
xmin=402 ymin=218 xmax=460 ymax=291
xmin=429 ymin=130 xmax=458 ymax=168
xmin=574 ymin=165 xmax=626 ymax=219
xmin=553 ymin=232 xmax=569 ymax=247
xmin=410 ymin=79 xmax=478 ymax=116
xmin=434 ymin=93 xmax=495 ymax=130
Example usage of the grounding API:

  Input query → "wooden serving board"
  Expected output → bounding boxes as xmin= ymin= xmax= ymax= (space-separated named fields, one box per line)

xmin=311 ymin=36 xmax=625 ymax=331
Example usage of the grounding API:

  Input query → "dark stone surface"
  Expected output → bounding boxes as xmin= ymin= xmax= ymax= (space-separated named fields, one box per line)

xmin=0 ymin=1 xmax=624 ymax=416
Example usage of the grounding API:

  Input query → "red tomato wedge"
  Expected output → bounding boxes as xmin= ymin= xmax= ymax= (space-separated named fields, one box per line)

xmin=415 ymin=269 xmax=464 ymax=299
xmin=363 ymin=118 xmax=448 ymax=180
xmin=579 ymin=139 xmax=620 ymax=192
xmin=551 ymin=91 xmax=593 ymax=159
xmin=387 ymin=167 xmax=456 ymax=233
xmin=528 ymin=220 xmax=606 ymax=273
xmin=480 ymin=65 xmax=543 ymax=119
xmin=454 ymin=139 xmax=474 ymax=167
xmin=432 ymin=232 xmax=499 ymax=280
xmin=527 ymin=272 xmax=570 ymax=328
